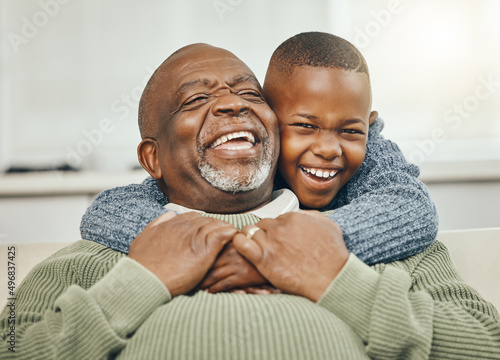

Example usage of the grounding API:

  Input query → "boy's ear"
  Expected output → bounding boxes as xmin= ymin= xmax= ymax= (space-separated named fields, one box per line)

xmin=369 ymin=110 xmax=378 ymax=125
xmin=137 ymin=138 xmax=162 ymax=180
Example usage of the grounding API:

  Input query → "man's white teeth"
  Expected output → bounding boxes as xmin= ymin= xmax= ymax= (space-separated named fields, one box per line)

xmin=210 ymin=131 xmax=255 ymax=149
xmin=226 ymin=144 xmax=252 ymax=150
xmin=303 ymin=167 xmax=337 ymax=179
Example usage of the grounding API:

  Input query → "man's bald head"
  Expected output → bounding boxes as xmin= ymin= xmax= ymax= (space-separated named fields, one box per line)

xmin=138 ymin=44 xmax=246 ymax=140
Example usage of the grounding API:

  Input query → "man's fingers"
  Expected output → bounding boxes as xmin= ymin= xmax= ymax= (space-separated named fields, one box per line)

xmin=254 ymin=218 xmax=274 ymax=232
xmin=242 ymin=286 xmax=272 ymax=295
xmin=296 ymin=209 xmax=323 ymax=219
xmin=207 ymin=274 xmax=254 ymax=294
xmin=231 ymin=289 xmax=247 ymax=295
xmin=207 ymin=276 xmax=235 ymax=293
xmin=199 ymin=265 xmax=233 ymax=289
xmin=148 ymin=211 xmax=177 ymax=227
xmin=205 ymin=226 xmax=238 ymax=254
xmin=195 ymin=217 xmax=236 ymax=241
xmin=233 ymin=233 xmax=263 ymax=265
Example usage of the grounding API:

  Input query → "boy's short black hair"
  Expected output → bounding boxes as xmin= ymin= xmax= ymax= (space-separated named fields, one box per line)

xmin=268 ymin=31 xmax=369 ymax=77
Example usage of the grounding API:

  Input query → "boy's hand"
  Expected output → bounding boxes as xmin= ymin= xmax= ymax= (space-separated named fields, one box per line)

xmin=232 ymin=211 xmax=349 ymax=302
xmin=199 ymin=242 xmax=270 ymax=293
xmin=129 ymin=211 xmax=238 ymax=297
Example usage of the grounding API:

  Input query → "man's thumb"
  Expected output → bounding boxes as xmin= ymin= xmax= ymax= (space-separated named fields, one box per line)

xmin=232 ymin=233 xmax=263 ymax=265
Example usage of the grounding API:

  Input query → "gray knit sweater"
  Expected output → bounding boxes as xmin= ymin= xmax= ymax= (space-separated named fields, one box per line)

xmin=80 ymin=118 xmax=439 ymax=264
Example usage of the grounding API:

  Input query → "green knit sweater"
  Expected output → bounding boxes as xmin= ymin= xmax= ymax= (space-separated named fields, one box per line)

xmin=1 ymin=213 xmax=499 ymax=359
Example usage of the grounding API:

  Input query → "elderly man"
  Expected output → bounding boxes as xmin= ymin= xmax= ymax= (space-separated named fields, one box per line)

xmin=1 ymin=44 xmax=499 ymax=360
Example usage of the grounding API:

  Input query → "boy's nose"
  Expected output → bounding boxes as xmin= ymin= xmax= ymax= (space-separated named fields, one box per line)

xmin=211 ymin=94 xmax=251 ymax=117
xmin=311 ymin=132 xmax=342 ymax=160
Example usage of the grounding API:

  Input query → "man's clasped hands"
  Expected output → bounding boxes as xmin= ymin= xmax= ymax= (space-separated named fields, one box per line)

xmin=129 ymin=210 xmax=349 ymax=302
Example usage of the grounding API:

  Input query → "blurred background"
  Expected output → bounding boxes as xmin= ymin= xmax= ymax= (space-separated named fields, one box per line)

xmin=0 ymin=0 xmax=499 ymax=243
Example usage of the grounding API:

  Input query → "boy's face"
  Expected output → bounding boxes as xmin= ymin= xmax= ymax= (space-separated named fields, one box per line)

xmin=264 ymin=66 xmax=377 ymax=208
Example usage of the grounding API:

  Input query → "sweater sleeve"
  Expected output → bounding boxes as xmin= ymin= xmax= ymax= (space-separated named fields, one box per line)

xmin=318 ymin=242 xmax=500 ymax=360
xmin=327 ymin=118 xmax=439 ymax=264
xmin=0 ymin=245 xmax=171 ymax=359
xmin=80 ymin=176 xmax=169 ymax=253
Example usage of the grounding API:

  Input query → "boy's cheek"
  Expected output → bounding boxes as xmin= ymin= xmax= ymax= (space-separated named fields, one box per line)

xmin=279 ymin=128 xmax=307 ymax=152
xmin=347 ymin=142 xmax=368 ymax=165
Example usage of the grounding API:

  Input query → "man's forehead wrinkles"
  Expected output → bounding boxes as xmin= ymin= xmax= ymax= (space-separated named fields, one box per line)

xmin=177 ymin=72 xmax=260 ymax=95
xmin=176 ymin=56 xmax=243 ymax=73
xmin=228 ymin=74 xmax=260 ymax=88
xmin=177 ymin=79 xmax=215 ymax=95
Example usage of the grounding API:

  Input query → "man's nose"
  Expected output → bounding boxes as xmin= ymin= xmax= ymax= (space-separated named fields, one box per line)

xmin=211 ymin=94 xmax=251 ymax=116
xmin=311 ymin=132 xmax=342 ymax=160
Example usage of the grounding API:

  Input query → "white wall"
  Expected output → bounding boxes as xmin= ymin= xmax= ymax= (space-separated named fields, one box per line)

xmin=426 ymin=181 xmax=500 ymax=230
xmin=1 ymin=0 xmax=499 ymax=170
xmin=0 ymin=0 xmax=332 ymax=171
xmin=342 ymin=0 xmax=500 ymax=164
xmin=0 ymin=0 xmax=499 ymax=242
xmin=0 ymin=195 xmax=91 ymax=244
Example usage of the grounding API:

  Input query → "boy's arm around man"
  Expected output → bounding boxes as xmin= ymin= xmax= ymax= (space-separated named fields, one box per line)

xmin=79 ymin=119 xmax=439 ymax=266
xmin=325 ymin=118 xmax=439 ymax=264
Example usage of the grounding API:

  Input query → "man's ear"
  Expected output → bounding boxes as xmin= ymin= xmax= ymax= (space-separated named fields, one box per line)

xmin=137 ymin=138 xmax=162 ymax=180
xmin=369 ymin=110 xmax=378 ymax=125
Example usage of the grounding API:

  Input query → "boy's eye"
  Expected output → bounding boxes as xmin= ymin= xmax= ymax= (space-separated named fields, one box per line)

xmin=292 ymin=123 xmax=316 ymax=129
xmin=342 ymin=129 xmax=364 ymax=135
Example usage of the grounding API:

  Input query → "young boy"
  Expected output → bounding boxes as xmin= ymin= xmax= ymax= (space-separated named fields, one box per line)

xmin=81 ymin=32 xmax=438 ymax=291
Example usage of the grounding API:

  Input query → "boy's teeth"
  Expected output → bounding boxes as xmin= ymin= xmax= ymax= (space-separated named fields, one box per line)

xmin=210 ymin=131 xmax=255 ymax=149
xmin=302 ymin=167 xmax=337 ymax=179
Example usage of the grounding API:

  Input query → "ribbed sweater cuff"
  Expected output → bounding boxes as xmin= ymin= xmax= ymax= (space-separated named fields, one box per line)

xmin=318 ymin=254 xmax=379 ymax=340
xmin=88 ymin=257 xmax=171 ymax=337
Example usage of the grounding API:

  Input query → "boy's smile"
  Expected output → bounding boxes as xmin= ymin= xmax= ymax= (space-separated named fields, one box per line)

xmin=264 ymin=66 xmax=378 ymax=208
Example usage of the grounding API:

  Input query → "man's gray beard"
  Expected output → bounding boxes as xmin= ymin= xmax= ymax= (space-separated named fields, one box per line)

xmin=198 ymin=144 xmax=274 ymax=194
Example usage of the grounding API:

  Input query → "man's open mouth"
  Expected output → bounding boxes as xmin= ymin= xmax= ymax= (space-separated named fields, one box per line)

xmin=300 ymin=166 xmax=338 ymax=180
xmin=209 ymin=131 xmax=256 ymax=150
